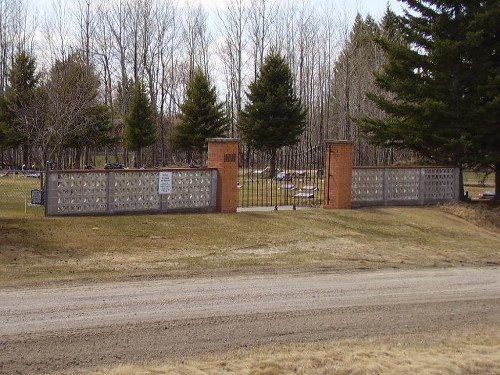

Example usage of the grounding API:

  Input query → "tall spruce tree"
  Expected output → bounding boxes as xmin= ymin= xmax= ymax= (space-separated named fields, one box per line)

xmin=47 ymin=54 xmax=113 ymax=167
xmin=0 ymin=97 xmax=19 ymax=166
xmin=356 ymin=0 xmax=500 ymax=199
xmin=239 ymin=51 xmax=307 ymax=177
xmin=329 ymin=12 xmax=414 ymax=166
xmin=170 ymin=68 xmax=228 ymax=162
xmin=4 ymin=51 xmax=40 ymax=166
xmin=124 ymin=81 xmax=156 ymax=167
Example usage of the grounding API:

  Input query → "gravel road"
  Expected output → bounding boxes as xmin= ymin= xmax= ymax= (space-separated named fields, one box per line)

xmin=1 ymin=267 xmax=499 ymax=374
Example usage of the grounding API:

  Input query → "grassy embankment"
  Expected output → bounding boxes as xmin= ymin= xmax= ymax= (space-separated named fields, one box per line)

xmin=1 ymin=171 xmax=499 ymax=374
xmin=0 ymin=171 xmax=499 ymax=286
xmin=0 ymin=197 xmax=499 ymax=287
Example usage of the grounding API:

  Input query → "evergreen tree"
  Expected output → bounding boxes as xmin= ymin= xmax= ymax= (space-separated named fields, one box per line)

xmin=170 ymin=68 xmax=228 ymax=161
xmin=123 ymin=81 xmax=156 ymax=167
xmin=72 ymin=103 xmax=115 ymax=166
xmin=357 ymin=0 xmax=500 ymax=199
xmin=239 ymin=51 xmax=306 ymax=176
xmin=329 ymin=12 xmax=414 ymax=166
xmin=0 ymin=96 xmax=18 ymax=151
xmin=469 ymin=0 xmax=500 ymax=198
xmin=51 ymin=54 xmax=114 ymax=167
xmin=3 ymin=51 xmax=40 ymax=166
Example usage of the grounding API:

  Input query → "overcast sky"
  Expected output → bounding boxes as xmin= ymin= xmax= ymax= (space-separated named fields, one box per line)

xmin=26 ymin=0 xmax=407 ymax=79
xmin=30 ymin=0 xmax=406 ymax=21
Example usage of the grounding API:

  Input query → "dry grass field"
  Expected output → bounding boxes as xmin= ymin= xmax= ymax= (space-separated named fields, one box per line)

xmin=91 ymin=325 xmax=500 ymax=375
xmin=0 ymin=203 xmax=499 ymax=287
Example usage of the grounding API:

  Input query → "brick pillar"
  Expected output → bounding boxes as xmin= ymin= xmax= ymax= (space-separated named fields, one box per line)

xmin=323 ymin=140 xmax=353 ymax=209
xmin=207 ymin=138 xmax=239 ymax=213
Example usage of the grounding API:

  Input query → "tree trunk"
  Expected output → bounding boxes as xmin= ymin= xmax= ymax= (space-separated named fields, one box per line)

xmin=22 ymin=144 xmax=29 ymax=168
xmin=458 ymin=165 xmax=467 ymax=202
xmin=135 ymin=149 xmax=141 ymax=168
xmin=495 ymin=162 xmax=500 ymax=201
xmin=269 ymin=149 xmax=277 ymax=179
xmin=84 ymin=147 xmax=91 ymax=167
xmin=74 ymin=147 xmax=82 ymax=169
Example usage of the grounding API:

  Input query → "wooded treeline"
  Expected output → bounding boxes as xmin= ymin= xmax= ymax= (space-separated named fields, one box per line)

xmin=0 ymin=0 xmax=409 ymax=169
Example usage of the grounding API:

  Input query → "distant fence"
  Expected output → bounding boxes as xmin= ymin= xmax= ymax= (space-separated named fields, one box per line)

xmin=351 ymin=167 xmax=460 ymax=207
xmin=45 ymin=168 xmax=217 ymax=216
xmin=0 ymin=170 xmax=44 ymax=209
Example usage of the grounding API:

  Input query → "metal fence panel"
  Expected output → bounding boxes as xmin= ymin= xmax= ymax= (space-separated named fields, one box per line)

xmin=239 ymin=145 xmax=324 ymax=208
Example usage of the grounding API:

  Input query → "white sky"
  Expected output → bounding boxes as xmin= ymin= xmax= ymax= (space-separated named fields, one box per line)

xmin=27 ymin=0 xmax=407 ymax=93
xmin=30 ymin=0 xmax=406 ymax=20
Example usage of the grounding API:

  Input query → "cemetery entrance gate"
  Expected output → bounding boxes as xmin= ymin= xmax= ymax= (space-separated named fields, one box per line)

xmin=238 ymin=144 xmax=324 ymax=208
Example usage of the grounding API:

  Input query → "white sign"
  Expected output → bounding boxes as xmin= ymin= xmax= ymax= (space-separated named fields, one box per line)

xmin=158 ymin=172 xmax=173 ymax=194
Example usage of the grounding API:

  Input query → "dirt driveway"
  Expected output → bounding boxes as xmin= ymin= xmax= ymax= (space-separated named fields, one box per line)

xmin=1 ymin=267 xmax=499 ymax=374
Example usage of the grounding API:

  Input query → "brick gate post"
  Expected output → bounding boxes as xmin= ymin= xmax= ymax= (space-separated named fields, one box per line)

xmin=207 ymin=138 xmax=239 ymax=213
xmin=323 ymin=140 xmax=353 ymax=209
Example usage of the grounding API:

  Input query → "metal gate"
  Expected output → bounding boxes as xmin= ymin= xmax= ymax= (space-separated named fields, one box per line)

xmin=238 ymin=144 xmax=324 ymax=208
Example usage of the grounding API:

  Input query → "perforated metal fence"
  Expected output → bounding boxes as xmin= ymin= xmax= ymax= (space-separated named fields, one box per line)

xmin=45 ymin=168 xmax=217 ymax=216
xmin=352 ymin=167 xmax=459 ymax=207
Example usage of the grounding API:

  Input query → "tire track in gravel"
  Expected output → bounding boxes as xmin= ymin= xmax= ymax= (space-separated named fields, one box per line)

xmin=0 ymin=267 xmax=499 ymax=375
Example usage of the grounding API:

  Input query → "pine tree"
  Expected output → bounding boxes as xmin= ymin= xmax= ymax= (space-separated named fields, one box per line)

xmin=329 ymin=13 xmax=412 ymax=166
xmin=170 ymin=68 xmax=228 ymax=162
xmin=468 ymin=0 xmax=500 ymax=199
xmin=356 ymin=0 xmax=500 ymax=199
xmin=238 ymin=51 xmax=306 ymax=176
xmin=50 ymin=54 xmax=113 ymax=167
xmin=3 ymin=51 xmax=40 ymax=166
xmin=124 ymin=81 xmax=156 ymax=167
xmin=0 ymin=97 xmax=19 ymax=159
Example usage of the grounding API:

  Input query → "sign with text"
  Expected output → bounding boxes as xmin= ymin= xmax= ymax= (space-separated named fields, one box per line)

xmin=158 ymin=171 xmax=173 ymax=194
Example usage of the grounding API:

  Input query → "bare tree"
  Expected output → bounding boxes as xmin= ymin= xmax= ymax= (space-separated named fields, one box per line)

xmin=106 ymin=0 xmax=132 ymax=117
xmin=182 ymin=4 xmax=212 ymax=78
xmin=0 ymin=0 xmax=33 ymax=93
xmin=248 ymin=0 xmax=278 ymax=80
xmin=329 ymin=12 xmax=413 ymax=166
xmin=154 ymin=1 xmax=182 ymax=165
xmin=217 ymin=0 xmax=249 ymax=137
xmin=0 ymin=0 xmax=416 ymax=170
xmin=43 ymin=53 xmax=102 ymax=167
xmin=42 ymin=0 xmax=71 ymax=63
xmin=93 ymin=3 xmax=114 ymax=108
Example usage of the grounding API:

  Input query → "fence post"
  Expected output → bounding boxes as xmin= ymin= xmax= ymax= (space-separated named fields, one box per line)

xmin=44 ymin=162 xmax=50 ymax=216
xmin=207 ymin=138 xmax=239 ymax=213
xmin=323 ymin=140 xmax=353 ymax=209
xmin=419 ymin=168 xmax=425 ymax=205
xmin=383 ymin=168 xmax=388 ymax=206
xmin=454 ymin=167 xmax=461 ymax=201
